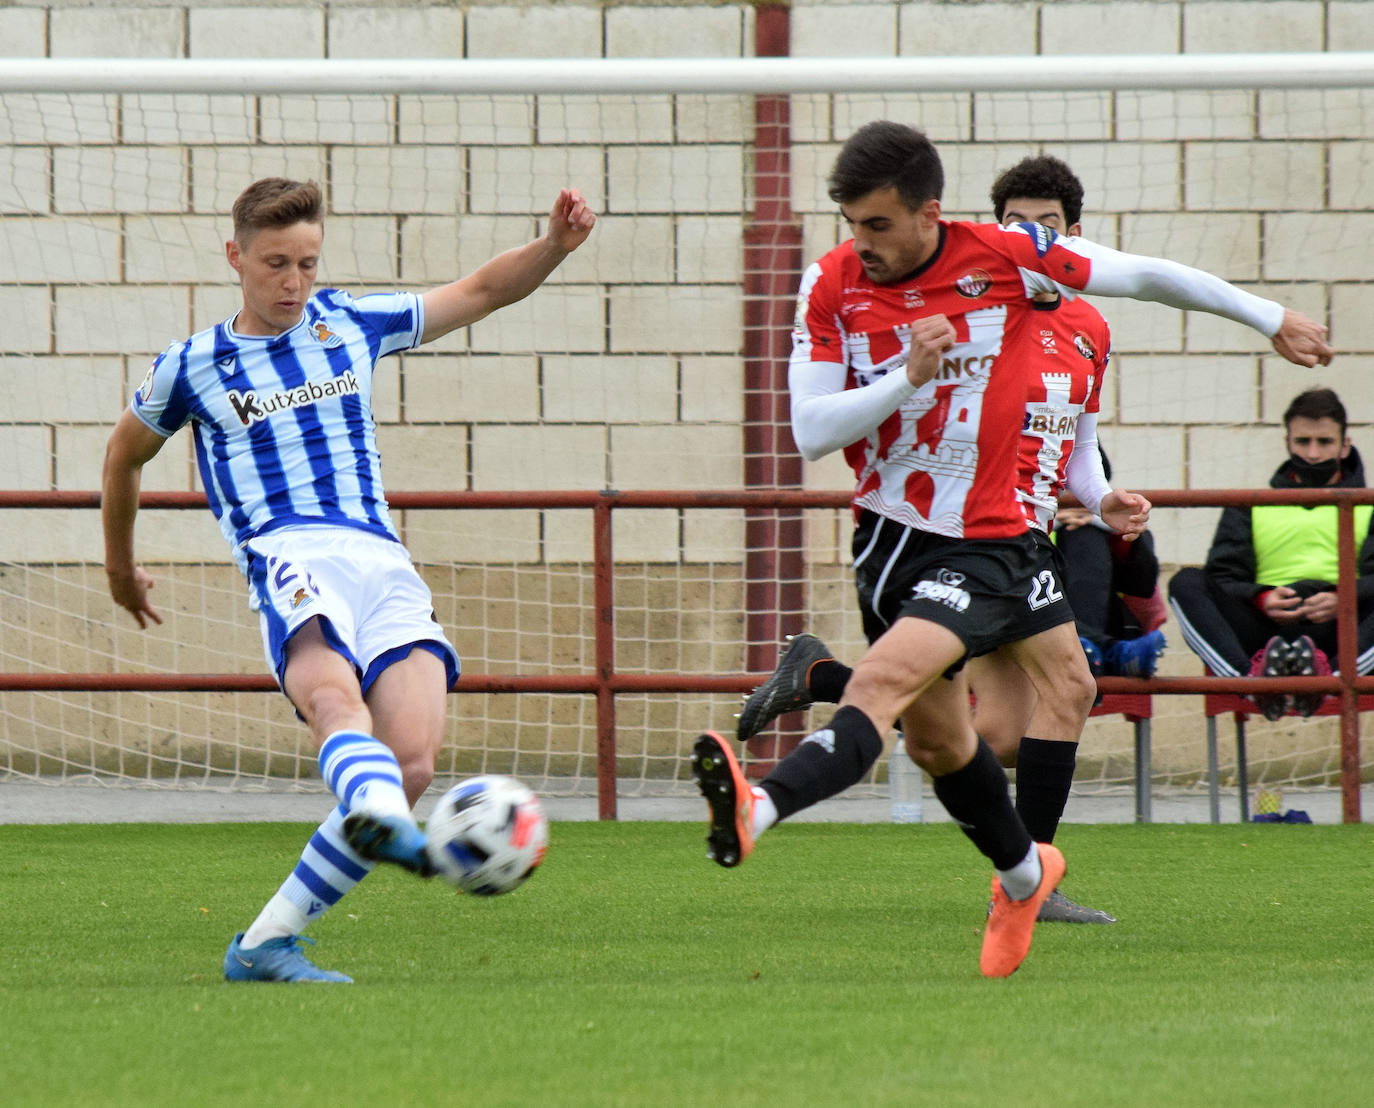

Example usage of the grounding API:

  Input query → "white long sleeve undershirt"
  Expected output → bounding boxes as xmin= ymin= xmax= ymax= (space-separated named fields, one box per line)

xmin=789 ymin=235 xmax=1285 ymax=462
xmin=1062 ymin=410 xmax=1112 ymax=518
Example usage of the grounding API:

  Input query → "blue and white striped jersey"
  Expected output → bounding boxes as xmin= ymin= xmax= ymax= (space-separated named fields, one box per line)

xmin=131 ymin=288 xmax=423 ymax=574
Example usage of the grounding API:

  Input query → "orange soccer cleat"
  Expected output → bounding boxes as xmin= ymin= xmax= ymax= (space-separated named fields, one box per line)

xmin=980 ymin=842 xmax=1067 ymax=978
xmin=691 ymin=731 xmax=756 ymax=868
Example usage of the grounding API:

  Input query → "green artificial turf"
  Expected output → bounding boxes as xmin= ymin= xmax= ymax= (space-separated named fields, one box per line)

xmin=2 ymin=821 xmax=1371 ymax=1107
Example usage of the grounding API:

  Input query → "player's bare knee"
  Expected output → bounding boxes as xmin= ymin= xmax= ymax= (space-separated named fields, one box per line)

xmin=298 ymin=682 xmax=369 ymax=738
xmin=1064 ymin=662 xmax=1098 ymax=721
xmin=979 ymin=725 xmax=1020 ymax=766
xmin=399 ymin=759 xmax=434 ymax=807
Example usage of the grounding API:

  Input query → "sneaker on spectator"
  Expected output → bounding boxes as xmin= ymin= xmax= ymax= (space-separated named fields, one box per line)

xmin=1079 ymin=636 xmax=1104 ymax=678
xmin=1104 ymin=629 xmax=1167 ymax=678
xmin=1249 ymin=635 xmax=1291 ymax=722
xmin=1287 ymin=634 xmax=1331 ymax=718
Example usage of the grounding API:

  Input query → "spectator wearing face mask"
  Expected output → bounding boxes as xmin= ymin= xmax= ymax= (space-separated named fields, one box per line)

xmin=1168 ymin=387 xmax=1374 ymax=720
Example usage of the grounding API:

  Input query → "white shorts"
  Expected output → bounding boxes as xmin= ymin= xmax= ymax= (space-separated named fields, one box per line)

xmin=242 ymin=525 xmax=460 ymax=695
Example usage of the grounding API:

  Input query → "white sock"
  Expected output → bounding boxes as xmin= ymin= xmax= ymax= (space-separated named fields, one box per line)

xmin=997 ymin=843 xmax=1043 ymax=901
xmin=750 ymin=787 xmax=778 ymax=836
xmin=241 ymin=891 xmax=310 ymax=949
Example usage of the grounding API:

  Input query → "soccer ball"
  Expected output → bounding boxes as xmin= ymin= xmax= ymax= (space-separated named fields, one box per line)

xmin=425 ymin=775 xmax=548 ymax=896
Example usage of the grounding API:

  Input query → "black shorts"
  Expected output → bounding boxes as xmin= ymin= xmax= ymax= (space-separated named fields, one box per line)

xmin=851 ymin=511 xmax=1076 ymax=664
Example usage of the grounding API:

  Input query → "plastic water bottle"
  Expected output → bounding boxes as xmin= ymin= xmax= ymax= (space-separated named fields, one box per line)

xmin=889 ymin=740 xmax=922 ymax=823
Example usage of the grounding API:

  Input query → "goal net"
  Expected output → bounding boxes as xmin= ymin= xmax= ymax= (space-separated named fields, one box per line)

xmin=2 ymin=56 xmax=1372 ymax=814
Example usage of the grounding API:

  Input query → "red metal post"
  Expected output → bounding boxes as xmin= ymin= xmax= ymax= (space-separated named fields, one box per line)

xmin=593 ymin=498 xmax=618 ymax=819
xmin=743 ymin=3 xmax=806 ymax=770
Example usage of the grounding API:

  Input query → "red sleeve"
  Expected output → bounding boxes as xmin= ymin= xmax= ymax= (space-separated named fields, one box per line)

xmin=998 ymin=221 xmax=1094 ymax=292
xmin=793 ymin=257 xmax=845 ymax=366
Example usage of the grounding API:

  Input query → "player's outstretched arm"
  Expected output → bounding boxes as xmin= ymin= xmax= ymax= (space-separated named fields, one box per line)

xmin=1062 ymin=238 xmax=1334 ymax=368
xmin=420 ymin=187 xmax=596 ymax=344
xmin=102 ymin=409 xmax=166 ymax=629
xmin=1271 ymin=308 xmax=1333 ymax=368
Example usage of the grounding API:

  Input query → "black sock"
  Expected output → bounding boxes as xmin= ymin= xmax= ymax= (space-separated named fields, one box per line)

xmin=760 ymin=705 xmax=883 ymax=821
xmin=931 ymin=738 xmax=1033 ymax=870
xmin=1014 ymin=738 xmax=1078 ymax=844
xmin=808 ymin=659 xmax=852 ymax=705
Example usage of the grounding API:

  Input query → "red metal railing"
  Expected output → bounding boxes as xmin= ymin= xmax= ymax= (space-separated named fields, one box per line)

xmin=2 ymin=487 xmax=1371 ymax=821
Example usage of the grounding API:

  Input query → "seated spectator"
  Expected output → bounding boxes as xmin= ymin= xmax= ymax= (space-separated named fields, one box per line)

xmin=1055 ymin=448 xmax=1167 ymax=678
xmin=1168 ymin=387 xmax=1374 ymax=720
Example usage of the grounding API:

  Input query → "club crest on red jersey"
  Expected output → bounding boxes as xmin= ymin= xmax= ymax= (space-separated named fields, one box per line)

xmin=955 ymin=269 xmax=992 ymax=298
xmin=1073 ymin=331 xmax=1097 ymax=360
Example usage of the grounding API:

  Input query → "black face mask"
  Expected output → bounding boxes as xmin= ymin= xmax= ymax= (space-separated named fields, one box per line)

xmin=1288 ymin=454 xmax=1342 ymax=487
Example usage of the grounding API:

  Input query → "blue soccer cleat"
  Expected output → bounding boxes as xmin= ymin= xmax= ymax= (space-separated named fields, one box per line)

xmin=223 ymin=932 xmax=352 ymax=983
xmin=1104 ymin=628 xmax=1167 ymax=678
xmin=342 ymin=811 xmax=434 ymax=875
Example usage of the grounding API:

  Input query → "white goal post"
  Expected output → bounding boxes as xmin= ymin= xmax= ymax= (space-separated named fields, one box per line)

xmin=3 ymin=53 xmax=1373 ymax=813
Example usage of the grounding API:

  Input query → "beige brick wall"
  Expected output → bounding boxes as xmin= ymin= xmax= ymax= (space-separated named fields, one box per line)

xmin=4 ymin=0 xmax=1372 ymax=786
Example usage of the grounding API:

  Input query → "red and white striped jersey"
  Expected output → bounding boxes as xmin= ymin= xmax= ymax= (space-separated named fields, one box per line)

xmin=1013 ymin=296 xmax=1112 ymax=532
xmin=790 ymin=218 xmax=1099 ymax=539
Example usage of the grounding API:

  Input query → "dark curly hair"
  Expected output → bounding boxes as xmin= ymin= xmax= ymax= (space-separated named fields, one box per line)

xmin=989 ymin=155 xmax=1084 ymax=226
xmin=826 ymin=121 xmax=944 ymax=210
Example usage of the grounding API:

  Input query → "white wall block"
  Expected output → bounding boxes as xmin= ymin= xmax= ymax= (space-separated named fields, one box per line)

xmin=609 ymin=285 xmax=740 ymax=355
xmin=542 ymin=355 xmax=679 ymax=423
xmin=899 ymin=1 xmax=1036 ymax=56
xmin=0 ymin=8 xmax=46 ymax=56
xmin=679 ymin=356 xmax=744 ymax=423
xmin=1 ymin=288 xmax=55 ymax=354
xmin=189 ymin=8 xmax=324 ymax=58
xmin=5 ymin=356 xmax=125 ymax=423
xmin=1183 ymin=2 xmax=1324 ymax=53
xmin=606 ymin=5 xmax=745 ymax=58
xmin=50 ymin=7 xmax=184 ymax=58
xmin=609 ymin=424 xmax=741 ymax=488
xmin=0 ymin=425 xmax=52 ymax=489
xmin=327 ymin=7 xmax=465 ymax=59
xmin=466 ymin=5 xmax=603 ymax=58
xmin=400 ymin=354 xmax=540 ymax=424
xmin=1042 ymin=2 xmax=1179 ymax=54
xmin=55 ymin=285 xmax=193 ymax=358
xmin=792 ymin=3 xmax=898 ymax=57
xmin=472 ymin=424 xmax=607 ymax=490
xmin=2 ymin=217 xmax=122 ymax=284
xmin=1116 ymin=354 xmax=1261 ymax=425
xmin=1 ymin=147 xmax=50 ymax=215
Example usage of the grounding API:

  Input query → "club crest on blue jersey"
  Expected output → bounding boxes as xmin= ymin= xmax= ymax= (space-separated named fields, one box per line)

xmin=135 ymin=363 xmax=156 ymax=403
xmin=311 ymin=321 xmax=344 ymax=348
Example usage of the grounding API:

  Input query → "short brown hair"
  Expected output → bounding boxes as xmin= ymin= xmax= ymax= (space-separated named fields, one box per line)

xmin=231 ymin=177 xmax=323 ymax=243
xmin=826 ymin=120 xmax=944 ymax=211
xmin=1284 ymin=387 xmax=1347 ymax=436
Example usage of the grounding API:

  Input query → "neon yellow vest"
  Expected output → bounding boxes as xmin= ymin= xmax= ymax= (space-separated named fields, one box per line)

xmin=1252 ymin=503 xmax=1372 ymax=585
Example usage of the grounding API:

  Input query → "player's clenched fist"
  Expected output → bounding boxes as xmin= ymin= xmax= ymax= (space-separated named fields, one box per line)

xmin=548 ymin=188 xmax=596 ymax=253
xmin=1272 ymin=309 xmax=1333 ymax=368
xmin=906 ymin=314 xmax=957 ymax=389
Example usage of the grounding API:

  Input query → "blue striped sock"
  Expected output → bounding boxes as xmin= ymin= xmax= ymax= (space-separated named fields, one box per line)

xmin=285 ymin=804 xmax=374 ymax=921
xmin=241 ymin=805 xmax=373 ymax=946
xmin=318 ymin=730 xmax=411 ymax=819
